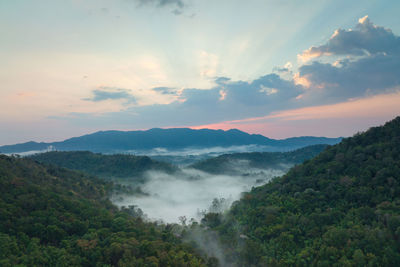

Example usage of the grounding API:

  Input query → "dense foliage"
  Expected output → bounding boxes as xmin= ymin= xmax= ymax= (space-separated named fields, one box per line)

xmin=191 ymin=144 xmax=328 ymax=174
xmin=0 ymin=155 xmax=211 ymax=266
xmin=30 ymin=151 xmax=176 ymax=181
xmin=202 ymin=117 xmax=400 ymax=266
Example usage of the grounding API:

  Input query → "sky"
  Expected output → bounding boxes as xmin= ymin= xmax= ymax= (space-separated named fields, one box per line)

xmin=1 ymin=0 xmax=400 ymax=145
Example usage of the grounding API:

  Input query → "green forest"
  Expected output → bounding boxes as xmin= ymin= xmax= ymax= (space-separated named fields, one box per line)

xmin=0 ymin=156 xmax=212 ymax=266
xmin=191 ymin=144 xmax=328 ymax=174
xmin=200 ymin=117 xmax=400 ymax=266
xmin=30 ymin=151 xmax=177 ymax=181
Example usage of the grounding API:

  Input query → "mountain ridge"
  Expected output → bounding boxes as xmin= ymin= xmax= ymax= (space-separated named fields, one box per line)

xmin=29 ymin=150 xmax=177 ymax=181
xmin=0 ymin=128 xmax=342 ymax=154
xmin=190 ymin=144 xmax=329 ymax=175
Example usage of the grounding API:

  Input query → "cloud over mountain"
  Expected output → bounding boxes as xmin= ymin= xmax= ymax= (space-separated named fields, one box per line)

xmin=60 ymin=17 xmax=400 ymax=131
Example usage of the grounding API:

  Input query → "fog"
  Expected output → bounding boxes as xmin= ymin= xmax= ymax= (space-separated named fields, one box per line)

xmin=122 ymin=144 xmax=293 ymax=166
xmin=111 ymin=167 xmax=285 ymax=223
xmin=5 ymin=145 xmax=56 ymax=157
xmin=126 ymin=144 xmax=277 ymax=157
xmin=4 ymin=150 xmax=45 ymax=157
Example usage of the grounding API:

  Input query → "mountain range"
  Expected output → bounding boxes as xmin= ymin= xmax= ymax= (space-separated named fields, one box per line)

xmin=0 ymin=128 xmax=342 ymax=154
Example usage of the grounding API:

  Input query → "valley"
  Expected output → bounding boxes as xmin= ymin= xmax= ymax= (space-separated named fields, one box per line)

xmin=29 ymin=145 xmax=325 ymax=223
xmin=1 ymin=117 xmax=400 ymax=266
xmin=2 ymin=3 xmax=399 ymax=266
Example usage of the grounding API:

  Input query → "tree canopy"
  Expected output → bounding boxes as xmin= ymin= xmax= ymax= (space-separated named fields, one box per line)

xmin=30 ymin=151 xmax=177 ymax=181
xmin=0 ymin=155 xmax=210 ymax=266
xmin=201 ymin=116 xmax=400 ymax=266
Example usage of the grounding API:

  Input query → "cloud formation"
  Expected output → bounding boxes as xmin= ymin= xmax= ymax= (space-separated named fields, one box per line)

xmin=72 ymin=74 xmax=303 ymax=128
xmin=299 ymin=54 xmax=400 ymax=100
xmin=299 ymin=15 xmax=400 ymax=61
xmin=196 ymin=91 xmax=400 ymax=139
xmin=67 ymin=17 xmax=400 ymax=131
xmin=296 ymin=16 xmax=400 ymax=102
xmin=83 ymin=87 xmax=136 ymax=105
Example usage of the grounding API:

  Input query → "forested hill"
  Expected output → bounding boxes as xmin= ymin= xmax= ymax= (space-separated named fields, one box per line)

xmin=191 ymin=144 xmax=328 ymax=174
xmin=0 ymin=155 xmax=211 ymax=266
xmin=30 ymin=151 xmax=176 ymax=180
xmin=202 ymin=116 xmax=400 ymax=266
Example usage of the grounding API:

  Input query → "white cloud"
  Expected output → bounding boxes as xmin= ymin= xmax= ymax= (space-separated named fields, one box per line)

xmin=259 ymin=85 xmax=278 ymax=95
xmin=298 ymin=15 xmax=400 ymax=61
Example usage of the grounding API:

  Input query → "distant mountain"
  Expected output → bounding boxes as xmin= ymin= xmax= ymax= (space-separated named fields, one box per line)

xmin=29 ymin=151 xmax=177 ymax=181
xmin=0 ymin=128 xmax=342 ymax=154
xmin=191 ymin=144 xmax=328 ymax=175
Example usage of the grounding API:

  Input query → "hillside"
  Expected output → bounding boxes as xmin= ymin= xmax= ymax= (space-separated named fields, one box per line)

xmin=0 ymin=155 xmax=212 ymax=266
xmin=191 ymin=144 xmax=328 ymax=174
xmin=200 ymin=117 xmax=400 ymax=266
xmin=29 ymin=151 xmax=176 ymax=181
xmin=0 ymin=128 xmax=341 ymax=154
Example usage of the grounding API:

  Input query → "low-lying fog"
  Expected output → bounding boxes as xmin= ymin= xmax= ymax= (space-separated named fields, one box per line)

xmin=126 ymin=144 xmax=279 ymax=157
xmin=123 ymin=145 xmax=293 ymax=166
xmin=111 ymin=167 xmax=286 ymax=223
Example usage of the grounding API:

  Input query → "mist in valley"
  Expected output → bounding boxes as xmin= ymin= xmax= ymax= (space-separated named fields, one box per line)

xmin=109 ymin=162 xmax=288 ymax=266
xmin=111 ymin=164 xmax=287 ymax=224
xmin=123 ymin=144 xmax=289 ymax=166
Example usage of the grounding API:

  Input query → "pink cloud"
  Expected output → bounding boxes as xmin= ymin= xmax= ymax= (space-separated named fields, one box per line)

xmin=188 ymin=92 xmax=400 ymax=138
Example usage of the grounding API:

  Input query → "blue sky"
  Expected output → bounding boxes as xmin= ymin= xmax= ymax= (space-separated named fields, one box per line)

xmin=1 ymin=0 xmax=400 ymax=145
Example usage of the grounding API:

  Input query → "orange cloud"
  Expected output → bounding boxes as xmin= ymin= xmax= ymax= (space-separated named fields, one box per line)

xmin=219 ymin=90 xmax=227 ymax=100
xmin=297 ymin=47 xmax=324 ymax=62
xmin=358 ymin=15 xmax=369 ymax=24
xmin=267 ymin=92 xmax=400 ymax=121
xmin=293 ymin=72 xmax=311 ymax=88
